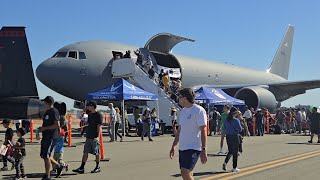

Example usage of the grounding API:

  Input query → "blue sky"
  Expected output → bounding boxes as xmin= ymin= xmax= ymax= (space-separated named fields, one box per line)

xmin=2 ymin=0 xmax=320 ymax=109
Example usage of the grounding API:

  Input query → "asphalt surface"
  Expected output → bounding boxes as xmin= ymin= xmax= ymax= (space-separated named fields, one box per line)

xmin=0 ymin=125 xmax=319 ymax=180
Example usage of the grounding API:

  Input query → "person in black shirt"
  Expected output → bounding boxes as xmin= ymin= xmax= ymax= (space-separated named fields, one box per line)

xmin=39 ymin=96 xmax=64 ymax=180
xmin=308 ymin=107 xmax=320 ymax=143
xmin=13 ymin=128 xmax=27 ymax=179
xmin=123 ymin=50 xmax=131 ymax=58
xmin=73 ymin=101 xmax=102 ymax=174
xmin=1 ymin=119 xmax=15 ymax=171
xmin=158 ymin=69 xmax=165 ymax=88
xmin=148 ymin=66 xmax=155 ymax=80
xmin=255 ymin=109 xmax=264 ymax=136
xmin=134 ymin=50 xmax=144 ymax=66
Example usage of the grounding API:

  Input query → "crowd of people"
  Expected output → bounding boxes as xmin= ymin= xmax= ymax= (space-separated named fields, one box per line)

xmin=1 ymin=87 xmax=319 ymax=180
xmin=117 ymin=49 xmax=183 ymax=103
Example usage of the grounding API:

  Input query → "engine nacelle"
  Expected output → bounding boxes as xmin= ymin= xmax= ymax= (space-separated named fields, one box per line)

xmin=235 ymin=86 xmax=277 ymax=111
xmin=0 ymin=97 xmax=46 ymax=119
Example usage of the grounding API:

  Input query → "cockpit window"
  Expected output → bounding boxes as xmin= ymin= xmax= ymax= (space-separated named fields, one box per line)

xmin=79 ymin=52 xmax=86 ymax=59
xmin=68 ymin=51 xmax=78 ymax=59
xmin=52 ymin=52 xmax=67 ymax=58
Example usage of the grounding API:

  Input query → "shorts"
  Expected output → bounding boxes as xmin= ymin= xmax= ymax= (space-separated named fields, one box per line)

xmin=40 ymin=139 xmax=56 ymax=159
xmin=179 ymin=149 xmax=201 ymax=171
xmin=84 ymin=138 xmax=100 ymax=155
xmin=53 ymin=152 xmax=64 ymax=163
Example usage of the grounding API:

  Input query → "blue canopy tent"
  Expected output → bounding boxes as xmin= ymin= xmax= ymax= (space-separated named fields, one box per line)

xmin=87 ymin=78 xmax=158 ymax=135
xmin=195 ymin=87 xmax=246 ymax=111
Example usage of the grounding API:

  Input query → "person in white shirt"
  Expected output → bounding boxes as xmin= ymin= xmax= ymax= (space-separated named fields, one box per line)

xmin=169 ymin=88 xmax=208 ymax=180
xmin=108 ymin=103 xmax=117 ymax=142
xmin=242 ymin=106 xmax=253 ymax=135
xmin=301 ymin=108 xmax=308 ymax=135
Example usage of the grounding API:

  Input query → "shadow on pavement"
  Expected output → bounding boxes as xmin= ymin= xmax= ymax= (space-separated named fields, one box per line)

xmin=172 ymin=171 xmax=227 ymax=178
xmin=208 ymin=153 xmax=227 ymax=157
xmin=2 ymin=173 xmax=77 ymax=179
xmin=287 ymin=142 xmax=320 ymax=145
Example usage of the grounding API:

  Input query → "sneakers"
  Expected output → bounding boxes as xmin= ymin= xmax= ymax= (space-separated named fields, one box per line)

xmin=141 ymin=137 xmax=144 ymax=141
xmin=120 ymin=138 xmax=123 ymax=142
xmin=231 ymin=168 xmax=240 ymax=173
xmin=217 ymin=151 xmax=223 ymax=155
xmin=56 ymin=164 xmax=65 ymax=178
xmin=41 ymin=175 xmax=51 ymax=180
xmin=317 ymin=140 xmax=320 ymax=144
xmin=91 ymin=167 xmax=101 ymax=173
xmin=0 ymin=166 xmax=9 ymax=171
xmin=50 ymin=169 xmax=56 ymax=174
xmin=222 ymin=163 xmax=227 ymax=171
xmin=64 ymin=163 xmax=69 ymax=172
xmin=149 ymin=138 xmax=153 ymax=142
xmin=308 ymin=140 xmax=313 ymax=143
xmin=72 ymin=167 xmax=84 ymax=174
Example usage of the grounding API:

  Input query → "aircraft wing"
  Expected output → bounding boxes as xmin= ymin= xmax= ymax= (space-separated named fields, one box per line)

xmin=267 ymin=80 xmax=320 ymax=101
xmin=194 ymin=80 xmax=320 ymax=102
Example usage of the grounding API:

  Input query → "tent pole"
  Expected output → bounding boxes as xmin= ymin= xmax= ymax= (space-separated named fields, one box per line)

xmin=121 ymin=100 xmax=125 ymax=136
xmin=157 ymin=100 xmax=159 ymax=122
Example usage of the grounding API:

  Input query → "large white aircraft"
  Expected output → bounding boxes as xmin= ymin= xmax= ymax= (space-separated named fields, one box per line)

xmin=33 ymin=24 xmax=320 ymax=125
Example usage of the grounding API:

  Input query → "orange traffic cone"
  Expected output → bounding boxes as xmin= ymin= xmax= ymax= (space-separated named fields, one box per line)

xmin=99 ymin=127 xmax=110 ymax=161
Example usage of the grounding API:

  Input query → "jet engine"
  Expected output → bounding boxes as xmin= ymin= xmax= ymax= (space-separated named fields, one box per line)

xmin=0 ymin=97 xmax=45 ymax=119
xmin=235 ymin=86 xmax=277 ymax=111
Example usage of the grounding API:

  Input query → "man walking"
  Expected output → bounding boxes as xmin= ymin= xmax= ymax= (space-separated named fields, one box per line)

xmin=169 ymin=88 xmax=207 ymax=180
xmin=39 ymin=96 xmax=65 ymax=180
xmin=218 ymin=105 xmax=230 ymax=154
xmin=295 ymin=108 xmax=302 ymax=134
xmin=73 ymin=101 xmax=102 ymax=173
xmin=308 ymin=107 xmax=320 ymax=143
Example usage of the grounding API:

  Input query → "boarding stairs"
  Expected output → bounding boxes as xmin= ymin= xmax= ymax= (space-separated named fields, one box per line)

xmin=111 ymin=58 xmax=181 ymax=126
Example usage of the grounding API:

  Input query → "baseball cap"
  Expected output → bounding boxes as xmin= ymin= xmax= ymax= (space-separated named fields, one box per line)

xmin=41 ymin=96 xmax=54 ymax=104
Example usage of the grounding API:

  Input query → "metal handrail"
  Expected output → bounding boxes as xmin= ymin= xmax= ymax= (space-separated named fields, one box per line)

xmin=134 ymin=61 xmax=181 ymax=109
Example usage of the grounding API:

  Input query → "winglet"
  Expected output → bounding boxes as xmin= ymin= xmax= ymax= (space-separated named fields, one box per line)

xmin=268 ymin=25 xmax=294 ymax=80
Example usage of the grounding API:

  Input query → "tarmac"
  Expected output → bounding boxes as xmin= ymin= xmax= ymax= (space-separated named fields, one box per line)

xmin=0 ymin=124 xmax=319 ymax=180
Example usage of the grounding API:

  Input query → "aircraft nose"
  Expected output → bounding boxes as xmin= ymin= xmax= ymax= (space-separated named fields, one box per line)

xmin=36 ymin=58 xmax=57 ymax=85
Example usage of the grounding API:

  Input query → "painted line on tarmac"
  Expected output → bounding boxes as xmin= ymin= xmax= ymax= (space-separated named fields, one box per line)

xmin=200 ymin=149 xmax=320 ymax=180
xmin=218 ymin=151 xmax=320 ymax=180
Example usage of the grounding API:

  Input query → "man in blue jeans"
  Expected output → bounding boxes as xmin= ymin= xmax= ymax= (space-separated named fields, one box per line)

xmin=170 ymin=88 xmax=208 ymax=180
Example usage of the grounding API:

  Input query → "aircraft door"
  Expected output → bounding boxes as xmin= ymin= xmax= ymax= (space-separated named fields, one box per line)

xmin=79 ymin=51 xmax=87 ymax=76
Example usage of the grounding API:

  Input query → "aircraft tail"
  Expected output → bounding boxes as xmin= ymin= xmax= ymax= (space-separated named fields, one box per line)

xmin=0 ymin=27 xmax=39 ymax=98
xmin=268 ymin=25 xmax=294 ymax=80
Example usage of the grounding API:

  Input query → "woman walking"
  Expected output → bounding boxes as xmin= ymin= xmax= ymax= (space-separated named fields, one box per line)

xmin=141 ymin=108 xmax=153 ymax=141
xmin=115 ymin=107 xmax=123 ymax=142
xmin=222 ymin=107 xmax=243 ymax=173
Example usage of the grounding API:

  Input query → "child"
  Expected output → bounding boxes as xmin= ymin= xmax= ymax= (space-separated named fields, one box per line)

xmin=52 ymin=129 xmax=69 ymax=173
xmin=13 ymin=128 xmax=27 ymax=179
xmin=1 ymin=119 xmax=15 ymax=171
